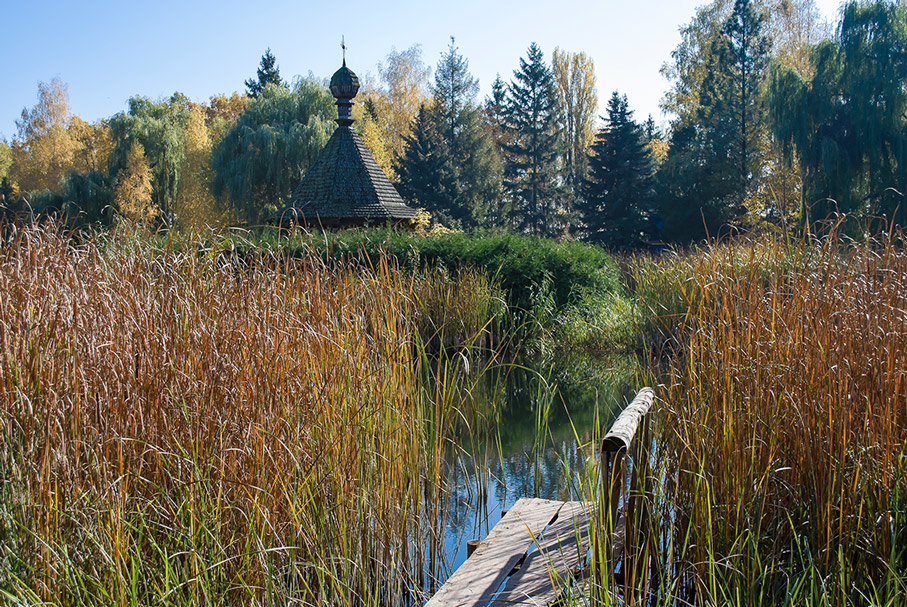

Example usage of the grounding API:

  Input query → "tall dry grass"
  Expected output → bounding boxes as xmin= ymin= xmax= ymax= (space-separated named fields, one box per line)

xmin=0 ymin=224 xmax=478 ymax=605
xmin=629 ymin=230 xmax=907 ymax=605
xmin=412 ymin=266 xmax=506 ymax=354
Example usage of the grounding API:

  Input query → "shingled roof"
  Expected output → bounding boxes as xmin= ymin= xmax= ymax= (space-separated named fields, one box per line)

xmin=274 ymin=59 xmax=417 ymax=227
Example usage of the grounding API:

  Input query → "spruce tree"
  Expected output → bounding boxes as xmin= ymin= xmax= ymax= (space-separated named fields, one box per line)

xmin=245 ymin=48 xmax=285 ymax=98
xmin=501 ymin=43 xmax=565 ymax=236
xmin=485 ymin=74 xmax=508 ymax=138
xmin=582 ymin=92 xmax=655 ymax=248
xmin=396 ymin=104 xmax=456 ymax=224
xmin=644 ymin=115 xmax=661 ymax=142
xmin=433 ymin=37 xmax=478 ymax=143
xmin=718 ymin=0 xmax=771 ymax=206
xmin=483 ymin=74 xmax=512 ymax=228
xmin=657 ymin=0 xmax=770 ymax=241
xmin=397 ymin=40 xmax=500 ymax=229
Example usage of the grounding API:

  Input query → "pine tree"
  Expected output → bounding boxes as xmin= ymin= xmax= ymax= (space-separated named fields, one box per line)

xmin=245 ymin=48 xmax=285 ymax=98
xmin=581 ymin=92 xmax=655 ymax=248
xmin=501 ymin=43 xmax=565 ymax=236
xmin=657 ymin=0 xmax=771 ymax=241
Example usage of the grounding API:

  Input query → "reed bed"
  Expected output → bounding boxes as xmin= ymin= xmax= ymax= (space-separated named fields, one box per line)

xmin=412 ymin=266 xmax=506 ymax=354
xmin=624 ymin=230 xmax=907 ymax=605
xmin=0 ymin=224 xmax=486 ymax=605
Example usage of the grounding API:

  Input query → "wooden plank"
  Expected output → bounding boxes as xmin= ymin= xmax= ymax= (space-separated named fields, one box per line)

xmin=601 ymin=387 xmax=655 ymax=453
xmin=425 ymin=498 xmax=564 ymax=607
xmin=489 ymin=501 xmax=592 ymax=606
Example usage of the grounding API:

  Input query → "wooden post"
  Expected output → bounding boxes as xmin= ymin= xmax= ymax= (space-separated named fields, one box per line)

xmin=625 ymin=400 xmax=654 ymax=601
xmin=466 ymin=539 xmax=481 ymax=558
xmin=594 ymin=387 xmax=656 ymax=603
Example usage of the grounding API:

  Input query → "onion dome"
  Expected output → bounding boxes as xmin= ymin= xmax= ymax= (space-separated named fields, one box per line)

xmin=330 ymin=62 xmax=360 ymax=100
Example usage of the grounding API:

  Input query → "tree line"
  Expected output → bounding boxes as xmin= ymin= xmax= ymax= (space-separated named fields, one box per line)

xmin=1 ymin=0 xmax=905 ymax=245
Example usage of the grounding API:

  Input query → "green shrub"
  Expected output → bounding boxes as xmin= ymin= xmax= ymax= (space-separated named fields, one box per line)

xmin=264 ymin=228 xmax=625 ymax=312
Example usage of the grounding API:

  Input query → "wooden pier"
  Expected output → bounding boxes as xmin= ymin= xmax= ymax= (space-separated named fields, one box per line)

xmin=426 ymin=387 xmax=656 ymax=607
xmin=425 ymin=498 xmax=591 ymax=607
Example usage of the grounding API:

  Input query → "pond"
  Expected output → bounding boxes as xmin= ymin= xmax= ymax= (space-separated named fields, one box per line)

xmin=423 ymin=351 xmax=641 ymax=591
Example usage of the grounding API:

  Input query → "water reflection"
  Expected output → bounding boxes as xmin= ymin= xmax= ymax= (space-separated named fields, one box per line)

xmin=423 ymin=352 xmax=641 ymax=589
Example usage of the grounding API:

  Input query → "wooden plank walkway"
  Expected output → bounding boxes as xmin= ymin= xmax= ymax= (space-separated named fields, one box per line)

xmin=425 ymin=498 xmax=592 ymax=607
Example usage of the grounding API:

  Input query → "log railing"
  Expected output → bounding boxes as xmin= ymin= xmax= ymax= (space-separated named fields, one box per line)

xmin=593 ymin=387 xmax=656 ymax=603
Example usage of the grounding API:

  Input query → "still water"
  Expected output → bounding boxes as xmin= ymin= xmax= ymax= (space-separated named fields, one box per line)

xmin=425 ymin=352 xmax=640 ymax=588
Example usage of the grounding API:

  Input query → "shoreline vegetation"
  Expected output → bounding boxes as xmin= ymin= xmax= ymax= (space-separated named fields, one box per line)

xmin=1 ymin=221 xmax=906 ymax=605
xmin=622 ymin=225 xmax=907 ymax=605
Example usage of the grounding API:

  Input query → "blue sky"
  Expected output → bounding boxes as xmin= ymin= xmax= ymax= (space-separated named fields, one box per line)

xmin=0 ymin=0 xmax=845 ymax=140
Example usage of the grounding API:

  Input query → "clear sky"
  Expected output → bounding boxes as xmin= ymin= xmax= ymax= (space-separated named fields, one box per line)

xmin=0 ymin=0 xmax=845 ymax=140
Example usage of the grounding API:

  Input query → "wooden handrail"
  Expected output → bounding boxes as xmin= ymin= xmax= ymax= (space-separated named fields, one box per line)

xmin=594 ymin=387 xmax=657 ymax=603
xmin=601 ymin=387 xmax=656 ymax=453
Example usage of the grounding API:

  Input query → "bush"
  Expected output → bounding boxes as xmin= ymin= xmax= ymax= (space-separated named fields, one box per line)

xmin=267 ymin=228 xmax=625 ymax=313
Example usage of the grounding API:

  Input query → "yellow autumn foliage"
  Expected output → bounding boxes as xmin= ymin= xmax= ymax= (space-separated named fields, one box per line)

xmin=175 ymin=105 xmax=234 ymax=231
xmin=114 ymin=141 xmax=156 ymax=224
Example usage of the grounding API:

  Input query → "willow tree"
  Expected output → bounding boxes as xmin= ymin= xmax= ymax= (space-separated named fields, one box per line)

xmin=770 ymin=0 xmax=907 ymax=226
xmin=108 ymin=93 xmax=192 ymax=224
xmin=211 ymin=80 xmax=335 ymax=225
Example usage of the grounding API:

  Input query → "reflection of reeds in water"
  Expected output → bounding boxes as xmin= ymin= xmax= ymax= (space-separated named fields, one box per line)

xmin=612 ymin=229 xmax=907 ymax=605
xmin=0 ymin=224 xmax=502 ymax=605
